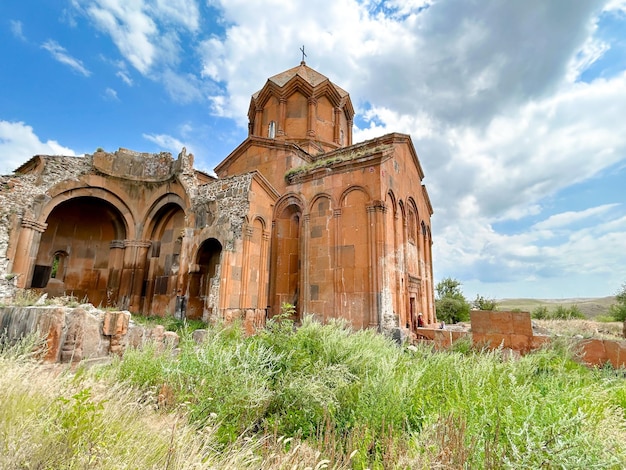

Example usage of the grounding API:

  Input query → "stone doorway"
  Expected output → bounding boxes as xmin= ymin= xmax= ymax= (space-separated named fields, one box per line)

xmin=187 ymin=238 xmax=222 ymax=320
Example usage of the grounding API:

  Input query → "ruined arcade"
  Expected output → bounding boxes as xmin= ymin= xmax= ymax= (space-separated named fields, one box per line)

xmin=0 ymin=61 xmax=435 ymax=335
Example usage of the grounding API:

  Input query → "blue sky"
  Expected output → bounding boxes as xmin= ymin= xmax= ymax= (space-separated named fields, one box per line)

xmin=1 ymin=0 xmax=625 ymax=300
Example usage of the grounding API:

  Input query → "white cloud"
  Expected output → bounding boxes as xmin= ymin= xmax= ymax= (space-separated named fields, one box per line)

xmin=116 ymin=70 xmax=133 ymax=85
xmin=10 ymin=20 xmax=26 ymax=41
xmin=73 ymin=0 xmax=199 ymax=74
xmin=532 ymin=204 xmax=620 ymax=231
xmin=0 ymin=121 xmax=76 ymax=174
xmin=142 ymin=132 xmax=193 ymax=157
xmin=104 ymin=87 xmax=119 ymax=101
xmin=41 ymin=39 xmax=91 ymax=76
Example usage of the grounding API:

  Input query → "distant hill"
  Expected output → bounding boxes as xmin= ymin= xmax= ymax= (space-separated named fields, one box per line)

xmin=496 ymin=297 xmax=616 ymax=319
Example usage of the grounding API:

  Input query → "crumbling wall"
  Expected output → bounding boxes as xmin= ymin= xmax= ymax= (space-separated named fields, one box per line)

xmin=0 ymin=304 xmax=179 ymax=364
xmin=0 ymin=157 xmax=93 ymax=287
xmin=193 ymin=173 xmax=254 ymax=250
xmin=93 ymin=148 xmax=175 ymax=182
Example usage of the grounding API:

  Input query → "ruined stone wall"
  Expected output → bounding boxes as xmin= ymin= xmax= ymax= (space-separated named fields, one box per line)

xmin=0 ymin=157 xmax=93 ymax=294
xmin=193 ymin=173 xmax=254 ymax=250
xmin=0 ymin=304 xmax=180 ymax=364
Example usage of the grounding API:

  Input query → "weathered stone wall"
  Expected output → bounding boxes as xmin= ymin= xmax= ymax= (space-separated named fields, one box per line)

xmin=0 ymin=304 xmax=181 ymax=364
xmin=470 ymin=310 xmax=550 ymax=353
xmin=193 ymin=173 xmax=254 ymax=250
xmin=417 ymin=311 xmax=626 ymax=369
xmin=0 ymin=157 xmax=93 ymax=286
xmin=93 ymin=148 xmax=175 ymax=182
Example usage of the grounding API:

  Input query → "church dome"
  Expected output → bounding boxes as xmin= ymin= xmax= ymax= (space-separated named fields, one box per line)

xmin=247 ymin=61 xmax=354 ymax=153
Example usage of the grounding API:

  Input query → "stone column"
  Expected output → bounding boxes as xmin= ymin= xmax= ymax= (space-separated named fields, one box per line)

xmin=307 ymin=97 xmax=317 ymax=137
xmin=367 ymin=201 xmax=387 ymax=330
xmin=239 ymin=225 xmax=253 ymax=308
xmin=347 ymin=119 xmax=353 ymax=146
xmin=334 ymin=107 xmax=342 ymax=144
xmin=12 ymin=217 xmax=48 ymax=288
xmin=259 ymin=231 xmax=270 ymax=311
xmin=254 ymin=106 xmax=264 ymax=136
xmin=106 ymin=240 xmax=125 ymax=307
xmin=301 ymin=214 xmax=310 ymax=315
xmin=278 ymin=98 xmax=286 ymax=136
xmin=333 ymin=208 xmax=342 ymax=320
xmin=118 ymin=240 xmax=151 ymax=312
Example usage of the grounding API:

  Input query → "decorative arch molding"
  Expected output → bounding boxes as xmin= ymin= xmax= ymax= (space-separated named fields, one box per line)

xmin=339 ymin=185 xmax=371 ymax=207
xmin=253 ymin=216 xmax=267 ymax=232
xmin=407 ymin=196 xmax=419 ymax=219
xmin=141 ymin=193 xmax=188 ymax=240
xmin=38 ymin=186 xmax=135 ymax=240
xmin=386 ymin=190 xmax=398 ymax=217
xmin=398 ymin=200 xmax=406 ymax=220
xmin=273 ymin=192 xmax=305 ymax=219
xmin=307 ymin=192 xmax=335 ymax=214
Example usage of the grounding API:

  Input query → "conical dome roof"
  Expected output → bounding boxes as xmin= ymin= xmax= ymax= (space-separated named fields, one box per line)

xmin=252 ymin=61 xmax=349 ymax=99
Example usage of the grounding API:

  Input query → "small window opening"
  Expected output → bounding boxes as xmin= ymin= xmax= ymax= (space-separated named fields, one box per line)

xmin=268 ymin=121 xmax=276 ymax=139
xmin=340 ymin=129 xmax=344 ymax=146
xmin=50 ymin=251 xmax=68 ymax=280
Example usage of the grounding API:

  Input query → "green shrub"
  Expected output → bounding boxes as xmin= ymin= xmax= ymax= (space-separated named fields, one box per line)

xmin=532 ymin=306 xmax=550 ymax=319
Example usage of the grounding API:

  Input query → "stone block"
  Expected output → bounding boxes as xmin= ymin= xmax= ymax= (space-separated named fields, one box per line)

xmin=103 ymin=311 xmax=130 ymax=336
xmin=469 ymin=311 xmax=491 ymax=334
xmin=510 ymin=311 xmax=533 ymax=336
xmin=509 ymin=334 xmax=533 ymax=353
xmin=163 ymin=331 xmax=180 ymax=349
xmin=490 ymin=312 xmax=513 ymax=335
xmin=192 ymin=329 xmax=207 ymax=344
xmin=37 ymin=308 xmax=66 ymax=363
xmin=578 ymin=339 xmax=606 ymax=367
xmin=603 ymin=340 xmax=626 ymax=369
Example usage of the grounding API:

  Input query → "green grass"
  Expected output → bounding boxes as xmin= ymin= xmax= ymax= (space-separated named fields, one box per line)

xmin=2 ymin=318 xmax=626 ymax=469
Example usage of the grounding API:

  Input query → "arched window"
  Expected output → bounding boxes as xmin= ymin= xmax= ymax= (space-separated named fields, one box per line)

xmin=268 ymin=121 xmax=276 ymax=138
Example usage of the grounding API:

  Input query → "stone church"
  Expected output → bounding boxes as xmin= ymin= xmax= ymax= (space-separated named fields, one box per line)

xmin=0 ymin=61 xmax=435 ymax=335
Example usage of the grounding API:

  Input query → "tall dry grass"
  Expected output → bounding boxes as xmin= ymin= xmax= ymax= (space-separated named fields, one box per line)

xmin=3 ymin=317 xmax=626 ymax=469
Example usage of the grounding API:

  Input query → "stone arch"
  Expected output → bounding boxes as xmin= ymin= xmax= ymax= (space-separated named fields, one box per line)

xmin=270 ymin=193 xmax=305 ymax=319
xmin=253 ymin=215 xmax=267 ymax=232
xmin=141 ymin=193 xmax=188 ymax=240
xmin=243 ymin=216 xmax=269 ymax=310
xmin=406 ymin=197 xmax=419 ymax=246
xmin=339 ymin=185 xmax=371 ymax=207
xmin=39 ymin=186 xmax=135 ymax=240
xmin=385 ymin=190 xmax=402 ymax=325
xmin=308 ymin=192 xmax=335 ymax=215
xmin=141 ymin=198 xmax=187 ymax=316
xmin=186 ymin=238 xmax=223 ymax=320
xmin=337 ymin=186 xmax=370 ymax=328
xmin=306 ymin=193 xmax=335 ymax=320
xmin=32 ymin=195 xmax=128 ymax=306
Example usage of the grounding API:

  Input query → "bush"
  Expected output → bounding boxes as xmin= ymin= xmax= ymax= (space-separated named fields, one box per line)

xmin=435 ymin=297 xmax=471 ymax=323
xmin=532 ymin=305 xmax=585 ymax=320
xmin=435 ymin=277 xmax=471 ymax=324
xmin=609 ymin=283 xmax=626 ymax=322
xmin=531 ymin=306 xmax=549 ymax=319
xmin=472 ymin=295 xmax=497 ymax=311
